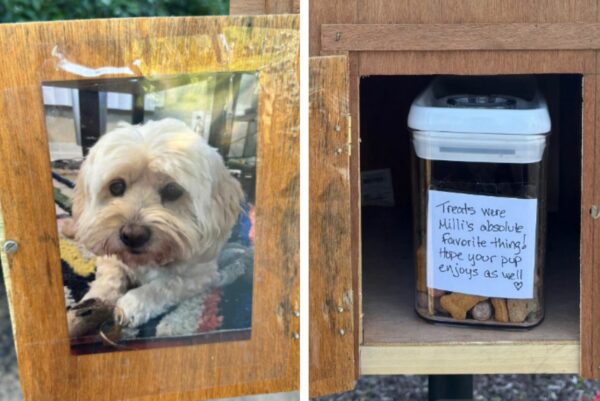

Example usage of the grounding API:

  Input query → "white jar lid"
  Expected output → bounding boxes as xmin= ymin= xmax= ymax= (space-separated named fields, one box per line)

xmin=408 ymin=76 xmax=551 ymax=135
xmin=412 ymin=130 xmax=548 ymax=164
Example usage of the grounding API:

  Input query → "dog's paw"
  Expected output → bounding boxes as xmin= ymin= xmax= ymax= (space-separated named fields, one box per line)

xmin=96 ymin=254 xmax=128 ymax=271
xmin=67 ymin=298 xmax=113 ymax=338
xmin=58 ymin=217 xmax=77 ymax=239
xmin=115 ymin=291 xmax=150 ymax=328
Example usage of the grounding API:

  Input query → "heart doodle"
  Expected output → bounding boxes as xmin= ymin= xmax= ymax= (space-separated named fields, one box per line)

xmin=513 ymin=282 xmax=523 ymax=291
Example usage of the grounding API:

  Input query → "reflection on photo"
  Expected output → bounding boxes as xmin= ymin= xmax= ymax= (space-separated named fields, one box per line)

xmin=43 ymin=72 xmax=257 ymax=353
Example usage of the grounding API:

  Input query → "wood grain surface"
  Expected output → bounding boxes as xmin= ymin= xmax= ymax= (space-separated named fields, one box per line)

xmin=347 ymin=53 xmax=362 ymax=351
xmin=230 ymin=0 xmax=267 ymax=15
xmin=309 ymin=0 xmax=357 ymax=56
xmin=0 ymin=15 xmax=299 ymax=401
xmin=310 ymin=0 xmax=598 ymax=54
xmin=309 ymin=55 xmax=357 ymax=397
xmin=356 ymin=0 xmax=597 ymax=24
xmin=361 ymin=343 xmax=580 ymax=375
xmin=230 ymin=0 xmax=298 ymax=15
xmin=358 ymin=51 xmax=597 ymax=76
xmin=322 ymin=23 xmax=600 ymax=52
xmin=265 ymin=0 xmax=298 ymax=14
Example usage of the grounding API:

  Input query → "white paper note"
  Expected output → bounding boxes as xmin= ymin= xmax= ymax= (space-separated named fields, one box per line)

xmin=427 ymin=190 xmax=538 ymax=299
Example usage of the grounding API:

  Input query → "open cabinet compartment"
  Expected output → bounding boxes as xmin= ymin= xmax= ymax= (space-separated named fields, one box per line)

xmin=359 ymin=74 xmax=583 ymax=374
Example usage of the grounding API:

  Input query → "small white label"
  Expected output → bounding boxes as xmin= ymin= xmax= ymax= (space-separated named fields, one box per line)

xmin=427 ymin=190 xmax=538 ymax=299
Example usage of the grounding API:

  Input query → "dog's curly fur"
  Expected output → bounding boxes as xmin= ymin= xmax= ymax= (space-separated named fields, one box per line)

xmin=67 ymin=118 xmax=243 ymax=332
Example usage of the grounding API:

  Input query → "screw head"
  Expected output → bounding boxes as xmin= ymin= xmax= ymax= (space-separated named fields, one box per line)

xmin=2 ymin=240 xmax=18 ymax=254
xmin=337 ymin=306 xmax=344 ymax=313
xmin=339 ymin=329 xmax=345 ymax=336
xmin=293 ymin=310 xmax=300 ymax=317
xmin=292 ymin=332 xmax=300 ymax=340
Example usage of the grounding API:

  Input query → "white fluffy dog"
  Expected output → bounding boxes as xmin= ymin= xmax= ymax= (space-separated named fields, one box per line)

xmin=67 ymin=118 xmax=243 ymax=336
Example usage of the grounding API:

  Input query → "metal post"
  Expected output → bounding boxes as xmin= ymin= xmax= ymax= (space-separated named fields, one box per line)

xmin=428 ymin=375 xmax=474 ymax=401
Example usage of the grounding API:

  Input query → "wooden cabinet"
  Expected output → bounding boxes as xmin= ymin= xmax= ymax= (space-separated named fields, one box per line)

xmin=310 ymin=1 xmax=600 ymax=397
xmin=0 ymin=15 xmax=299 ymax=401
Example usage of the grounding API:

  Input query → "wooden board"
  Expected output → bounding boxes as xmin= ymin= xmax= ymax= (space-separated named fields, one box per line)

xmin=356 ymin=0 xmax=597 ymax=24
xmin=361 ymin=343 xmax=579 ymax=375
xmin=322 ymin=23 xmax=600 ymax=52
xmin=230 ymin=0 xmax=266 ymax=15
xmin=309 ymin=55 xmax=357 ymax=397
xmin=0 ymin=16 xmax=299 ymax=401
xmin=230 ymin=0 xmax=298 ymax=15
xmin=265 ymin=0 xmax=298 ymax=14
xmin=583 ymin=62 xmax=600 ymax=379
xmin=358 ymin=51 xmax=597 ymax=76
xmin=309 ymin=0 xmax=357 ymax=56
xmin=310 ymin=0 xmax=598 ymax=54
xmin=348 ymin=53 xmax=362 ymax=349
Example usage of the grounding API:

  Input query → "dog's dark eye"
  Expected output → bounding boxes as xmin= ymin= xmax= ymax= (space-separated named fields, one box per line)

xmin=109 ymin=178 xmax=126 ymax=197
xmin=160 ymin=182 xmax=184 ymax=202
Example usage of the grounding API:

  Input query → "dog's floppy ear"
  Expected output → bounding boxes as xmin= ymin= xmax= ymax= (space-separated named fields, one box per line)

xmin=60 ymin=157 xmax=91 ymax=239
xmin=190 ymin=150 xmax=244 ymax=259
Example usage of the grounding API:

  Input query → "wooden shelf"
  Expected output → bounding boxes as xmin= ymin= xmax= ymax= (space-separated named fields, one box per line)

xmin=360 ymin=207 xmax=580 ymax=375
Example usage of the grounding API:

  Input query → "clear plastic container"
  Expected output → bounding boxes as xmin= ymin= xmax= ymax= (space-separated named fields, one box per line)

xmin=408 ymin=76 xmax=551 ymax=328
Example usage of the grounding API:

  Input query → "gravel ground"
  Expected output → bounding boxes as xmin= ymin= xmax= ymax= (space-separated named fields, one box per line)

xmin=0 ymin=275 xmax=22 ymax=401
xmin=315 ymin=375 xmax=600 ymax=401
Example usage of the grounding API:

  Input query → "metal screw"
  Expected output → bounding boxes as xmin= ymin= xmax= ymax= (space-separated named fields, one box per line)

xmin=335 ymin=125 xmax=341 ymax=132
xmin=292 ymin=332 xmax=300 ymax=340
xmin=2 ymin=240 xmax=18 ymax=254
xmin=591 ymin=205 xmax=600 ymax=219
xmin=337 ymin=306 xmax=344 ymax=313
xmin=293 ymin=310 xmax=300 ymax=317
xmin=335 ymin=32 xmax=342 ymax=41
xmin=336 ymin=148 xmax=343 ymax=155
xmin=339 ymin=329 xmax=345 ymax=336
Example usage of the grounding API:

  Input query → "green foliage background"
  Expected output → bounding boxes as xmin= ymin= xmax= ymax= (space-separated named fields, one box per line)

xmin=0 ymin=0 xmax=228 ymax=23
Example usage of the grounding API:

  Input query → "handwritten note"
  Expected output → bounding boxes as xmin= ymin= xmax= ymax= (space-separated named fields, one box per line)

xmin=427 ymin=190 xmax=538 ymax=299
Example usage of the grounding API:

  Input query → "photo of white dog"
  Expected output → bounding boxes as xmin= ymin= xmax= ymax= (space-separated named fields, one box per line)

xmin=43 ymin=73 xmax=258 ymax=351
xmin=64 ymin=117 xmax=244 ymax=338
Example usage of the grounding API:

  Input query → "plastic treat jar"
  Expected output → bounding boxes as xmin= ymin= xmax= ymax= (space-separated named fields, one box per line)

xmin=408 ymin=76 xmax=551 ymax=328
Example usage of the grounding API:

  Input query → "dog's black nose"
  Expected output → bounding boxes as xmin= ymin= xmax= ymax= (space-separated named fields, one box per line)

xmin=119 ymin=224 xmax=151 ymax=248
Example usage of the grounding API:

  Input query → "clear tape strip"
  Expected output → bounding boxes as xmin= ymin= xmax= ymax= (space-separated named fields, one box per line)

xmin=52 ymin=45 xmax=140 ymax=77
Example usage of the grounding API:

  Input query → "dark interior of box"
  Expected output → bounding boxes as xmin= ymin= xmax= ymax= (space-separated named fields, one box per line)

xmin=360 ymin=75 xmax=582 ymax=344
